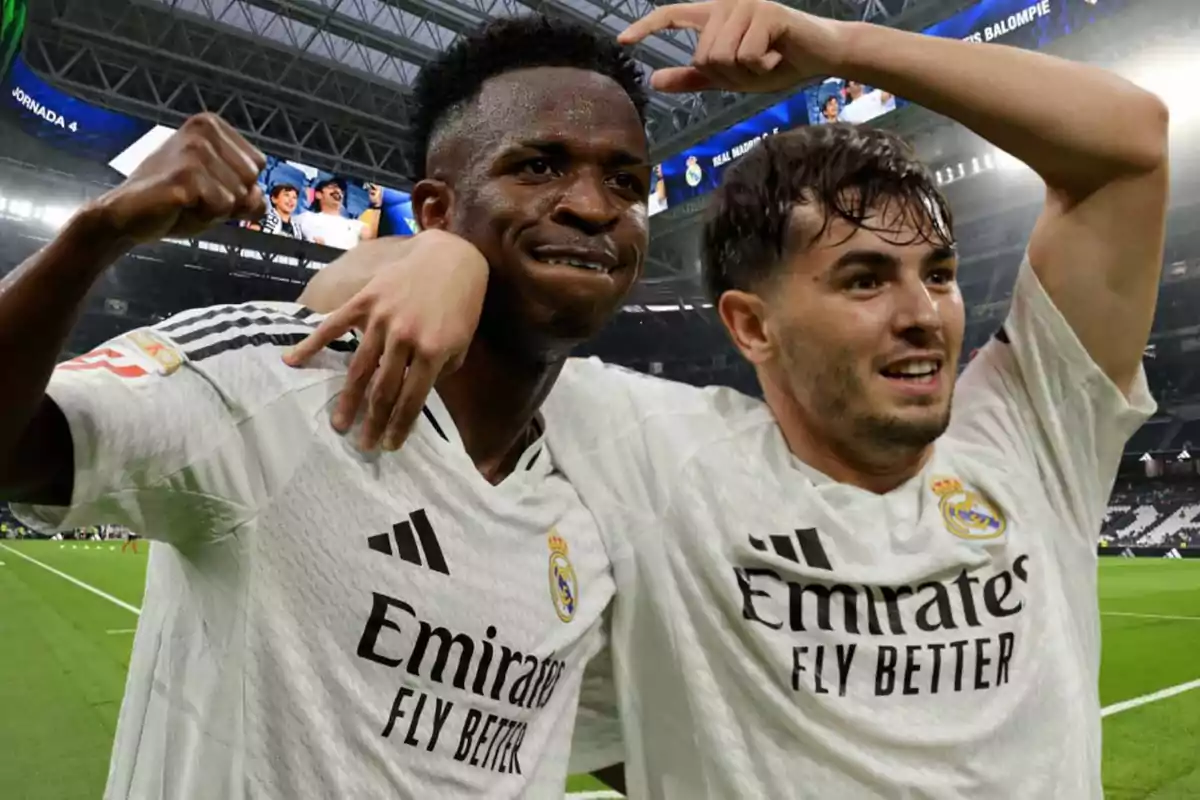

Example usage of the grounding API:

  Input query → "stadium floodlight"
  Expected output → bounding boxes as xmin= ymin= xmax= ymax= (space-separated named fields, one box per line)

xmin=1140 ymin=452 xmax=1153 ymax=462
xmin=993 ymin=148 xmax=1028 ymax=172
xmin=7 ymin=198 xmax=32 ymax=219
xmin=1178 ymin=449 xmax=1191 ymax=461
xmin=39 ymin=205 xmax=76 ymax=230
xmin=1121 ymin=49 xmax=1200 ymax=129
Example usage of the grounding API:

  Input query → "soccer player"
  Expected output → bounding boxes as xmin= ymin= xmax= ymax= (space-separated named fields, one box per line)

xmin=119 ymin=527 xmax=139 ymax=555
xmin=300 ymin=0 xmax=1169 ymax=795
xmin=0 ymin=17 xmax=651 ymax=797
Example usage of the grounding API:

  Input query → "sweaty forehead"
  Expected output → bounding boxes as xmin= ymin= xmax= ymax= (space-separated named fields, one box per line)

xmin=788 ymin=196 xmax=949 ymax=254
xmin=469 ymin=66 xmax=646 ymax=156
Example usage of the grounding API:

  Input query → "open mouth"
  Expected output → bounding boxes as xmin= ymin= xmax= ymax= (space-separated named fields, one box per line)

xmin=530 ymin=247 xmax=617 ymax=275
xmin=880 ymin=359 xmax=943 ymax=385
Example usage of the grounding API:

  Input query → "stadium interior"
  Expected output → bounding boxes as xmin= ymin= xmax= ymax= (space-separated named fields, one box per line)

xmin=1 ymin=0 xmax=1199 ymax=797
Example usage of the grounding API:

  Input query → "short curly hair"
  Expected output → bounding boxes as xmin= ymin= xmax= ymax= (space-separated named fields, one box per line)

xmin=704 ymin=124 xmax=954 ymax=302
xmin=410 ymin=15 xmax=649 ymax=180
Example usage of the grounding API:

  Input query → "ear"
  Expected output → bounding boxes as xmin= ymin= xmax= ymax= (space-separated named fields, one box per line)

xmin=412 ymin=179 xmax=453 ymax=232
xmin=717 ymin=289 xmax=775 ymax=366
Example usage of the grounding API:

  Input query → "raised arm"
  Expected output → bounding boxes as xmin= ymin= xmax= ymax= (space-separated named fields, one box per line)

xmin=0 ymin=114 xmax=265 ymax=505
xmin=622 ymin=0 xmax=1169 ymax=395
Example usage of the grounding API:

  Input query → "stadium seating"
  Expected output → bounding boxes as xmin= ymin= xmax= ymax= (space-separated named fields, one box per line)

xmin=1102 ymin=482 xmax=1200 ymax=547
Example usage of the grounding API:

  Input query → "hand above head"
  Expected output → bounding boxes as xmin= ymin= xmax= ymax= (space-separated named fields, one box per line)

xmin=285 ymin=231 xmax=489 ymax=453
xmin=619 ymin=0 xmax=847 ymax=95
xmin=93 ymin=113 xmax=267 ymax=245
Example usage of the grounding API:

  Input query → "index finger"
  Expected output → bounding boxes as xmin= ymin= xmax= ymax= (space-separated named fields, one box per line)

xmin=619 ymin=2 xmax=712 ymax=45
xmin=211 ymin=121 xmax=267 ymax=185
xmin=285 ymin=306 xmax=357 ymax=367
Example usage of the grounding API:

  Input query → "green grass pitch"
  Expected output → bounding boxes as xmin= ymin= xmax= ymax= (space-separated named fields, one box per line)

xmin=1 ymin=541 xmax=1197 ymax=798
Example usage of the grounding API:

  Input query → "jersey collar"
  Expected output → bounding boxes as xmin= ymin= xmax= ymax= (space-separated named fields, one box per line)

xmin=421 ymin=390 xmax=552 ymax=483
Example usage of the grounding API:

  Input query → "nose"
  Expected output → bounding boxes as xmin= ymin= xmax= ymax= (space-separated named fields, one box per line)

xmin=893 ymin=276 xmax=943 ymax=339
xmin=551 ymin=170 xmax=619 ymax=234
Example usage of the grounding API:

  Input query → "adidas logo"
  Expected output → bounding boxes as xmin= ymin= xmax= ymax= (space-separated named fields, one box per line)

xmin=749 ymin=528 xmax=832 ymax=571
xmin=367 ymin=509 xmax=450 ymax=575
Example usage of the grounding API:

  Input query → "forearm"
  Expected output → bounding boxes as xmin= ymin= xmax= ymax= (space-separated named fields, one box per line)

xmin=0 ymin=205 xmax=128 ymax=459
xmin=298 ymin=236 xmax=414 ymax=312
xmin=834 ymin=22 xmax=1168 ymax=196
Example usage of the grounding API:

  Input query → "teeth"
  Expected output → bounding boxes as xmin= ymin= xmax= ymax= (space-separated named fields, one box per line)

xmin=891 ymin=360 xmax=938 ymax=376
xmin=545 ymin=258 xmax=608 ymax=273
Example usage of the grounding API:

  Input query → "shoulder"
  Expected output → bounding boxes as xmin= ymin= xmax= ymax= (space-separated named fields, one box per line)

xmin=149 ymin=301 xmax=350 ymax=361
xmin=548 ymin=357 xmax=770 ymax=458
xmin=559 ymin=356 xmax=763 ymax=419
xmin=131 ymin=302 xmax=354 ymax=406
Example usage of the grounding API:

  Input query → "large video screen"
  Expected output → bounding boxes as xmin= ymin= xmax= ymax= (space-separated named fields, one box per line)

xmin=657 ymin=95 xmax=807 ymax=208
xmin=656 ymin=0 xmax=1129 ymax=210
xmin=232 ymin=158 xmax=416 ymax=247
xmin=0 ymin=54 xmax=415 ymax=256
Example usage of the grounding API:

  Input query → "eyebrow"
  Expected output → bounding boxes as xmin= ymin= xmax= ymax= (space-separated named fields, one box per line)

xmin=505 ymin=139 xmax=648 ymax=169
xmin=831 ymin=245 xmax=958 ymax=272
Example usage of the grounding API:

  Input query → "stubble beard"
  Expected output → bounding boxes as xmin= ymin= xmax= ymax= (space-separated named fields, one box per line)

xmin=781 ymin=337 xmax=953 ymax=464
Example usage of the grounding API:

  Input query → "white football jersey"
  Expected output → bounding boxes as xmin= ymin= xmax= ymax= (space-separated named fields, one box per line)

xmin=13 ymin=302 xmax=618 ymax=799
xmin=547 ymin=260 xmax=1155 ymax=799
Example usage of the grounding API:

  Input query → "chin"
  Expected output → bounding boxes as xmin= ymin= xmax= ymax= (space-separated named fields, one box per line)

xmin=543 ymin=306 xmax=612 ymax=344
xmin=860 ymin=407 xmax=951 ymax=450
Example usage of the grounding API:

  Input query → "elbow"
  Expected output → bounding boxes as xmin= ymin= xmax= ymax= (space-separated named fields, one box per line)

xmin=1125 ymin=91 xmax=1170 ymax=174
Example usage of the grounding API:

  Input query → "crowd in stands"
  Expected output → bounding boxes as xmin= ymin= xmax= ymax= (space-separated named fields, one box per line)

xmin=0 ymin=505 xmax=127 ymax=541
xmin=1102 ymin=478 xmax=1200 ymax=549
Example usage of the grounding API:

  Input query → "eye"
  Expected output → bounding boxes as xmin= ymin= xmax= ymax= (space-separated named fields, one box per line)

xmin=927 ymin=267 xmax=957 ymax=286
xmin=846 ymin=273 xmax=881 ymax=292
xmin=520 ymin=158 xmax=558 ymax=178
xmin=608 ymin=172 xmax=643 ymax=194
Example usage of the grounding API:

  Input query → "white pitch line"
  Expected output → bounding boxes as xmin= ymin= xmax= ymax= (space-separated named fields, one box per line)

xmin=1102 ymin=677 xmax=1200 ymax=717
xmin=565 ymin=793 xmax=624 ymax=799
xmin=106 ymin=628 xmax=137 ymax=635
xmin=0 ymin=544 xmax=141 ymax=616
xmin=3 ymin=543 xmax=1196 ymax=765
xmin=1102 ymin=611 xmax=1200 ymax=622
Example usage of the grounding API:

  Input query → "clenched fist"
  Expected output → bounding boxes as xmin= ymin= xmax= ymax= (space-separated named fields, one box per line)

xmin=93 ymin=113 xmax=267 ymax=245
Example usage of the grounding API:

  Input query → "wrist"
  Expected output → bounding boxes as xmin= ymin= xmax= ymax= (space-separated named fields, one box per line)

xmin=824 ymin=21 xmax=868 ymax=76
xmin=63 ymin=201 xmax=137 ymax=269
xmin=415 ymin=229 xmax=488 ymax=274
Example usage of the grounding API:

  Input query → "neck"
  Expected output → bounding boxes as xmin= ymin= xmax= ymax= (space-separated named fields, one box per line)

xmin=434 ymin=337 xmax=563 ymax=485
xmin=761 ymin=374 xmax=931 ymax=495
xmin=279 ymin=210 xmax=291 ymax=222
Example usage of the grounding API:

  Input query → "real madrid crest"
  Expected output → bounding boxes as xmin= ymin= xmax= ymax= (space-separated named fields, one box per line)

xmin=931 ymin=476 xmax=1007 ymax=540
xmin=547 ymin=530 xmax=578 ymax=623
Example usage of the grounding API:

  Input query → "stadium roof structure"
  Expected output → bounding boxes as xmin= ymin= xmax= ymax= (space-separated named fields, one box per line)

xmin=25 ymin=0 xmax=969 ymax=190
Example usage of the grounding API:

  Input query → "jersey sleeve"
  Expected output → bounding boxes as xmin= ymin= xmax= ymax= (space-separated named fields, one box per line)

xmin=952 ymin=258 xmax=1156 ymax=541
xmin=567 ymin=638 xmax=624 ymax=774
xmin=12 ymin=304 xmax=351 ymax=544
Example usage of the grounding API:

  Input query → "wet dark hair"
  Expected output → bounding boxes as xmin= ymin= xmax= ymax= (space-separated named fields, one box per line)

xmin=410 ymin=14 xmax=649 ymax=180
xmin=703 ymin=124 xmax=954 ymax=302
